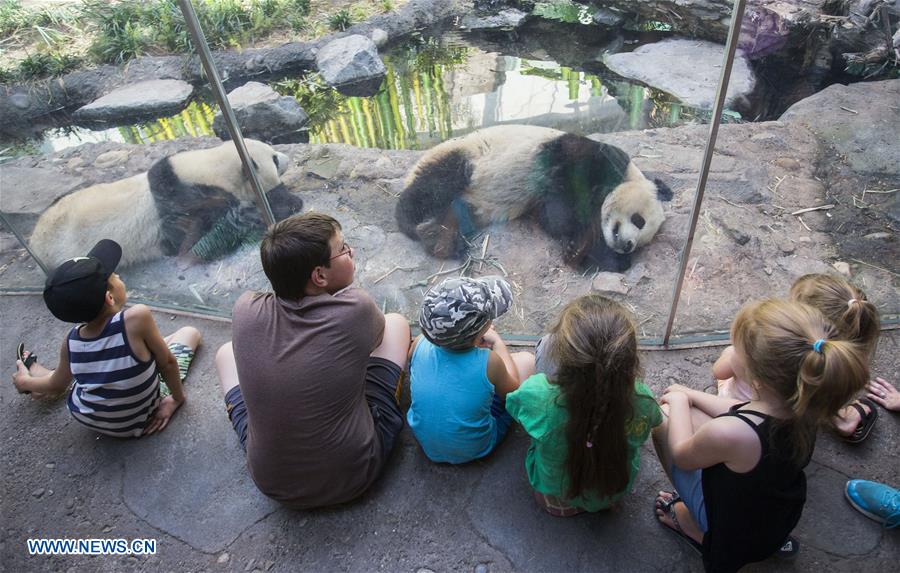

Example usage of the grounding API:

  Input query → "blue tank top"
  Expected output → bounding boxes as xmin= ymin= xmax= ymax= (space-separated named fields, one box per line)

xmin=407 ymin=338 xmax=497 ymax=463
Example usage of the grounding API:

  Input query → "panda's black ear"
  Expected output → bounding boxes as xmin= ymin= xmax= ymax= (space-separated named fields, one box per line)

xmin=654 ymin=178 xmax=674 ymax=202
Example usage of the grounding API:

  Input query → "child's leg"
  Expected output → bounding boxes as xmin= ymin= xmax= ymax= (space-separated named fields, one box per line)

xmin=652 ymin=404 xmax=707 ymax=545
xmin=164 ymin=326 xmax=202 ymax=350
xmin=371 ymin=313 xmax=411 ymax=369
xmin=652 ymin=403 xmax=713 ymax=483
xmin=511 ymin=351 xmax=535 ymax=383
xmin=215 ymin=342 xmax=240 ymax=396
xmin=215 ymin=342 xmax=249 ymax=451
xmin=159 ymin=326 xmax=202 ymax=397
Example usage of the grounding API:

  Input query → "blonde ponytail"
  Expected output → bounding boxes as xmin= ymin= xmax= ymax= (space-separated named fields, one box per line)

xmin=733 ymin=299 xmax=870 ymax=463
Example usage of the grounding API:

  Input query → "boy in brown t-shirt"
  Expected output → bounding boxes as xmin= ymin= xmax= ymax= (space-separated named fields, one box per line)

xmin=214 ymin=213 xmax=411 ymax=508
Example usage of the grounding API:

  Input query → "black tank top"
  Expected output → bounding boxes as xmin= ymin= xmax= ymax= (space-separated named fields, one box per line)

xmin=701 ymin=403 xmax=808 ymax=572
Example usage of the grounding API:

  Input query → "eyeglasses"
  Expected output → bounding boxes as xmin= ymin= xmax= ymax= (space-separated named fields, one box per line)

xmin=329 ymin=242 xmax=353 ymax=261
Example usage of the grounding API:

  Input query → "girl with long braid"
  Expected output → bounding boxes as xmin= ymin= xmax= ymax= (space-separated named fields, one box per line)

xmin=506 ymin=295 xmax=662 ymax=516
xmin=653 ymin=299 xmax=870 ymax=572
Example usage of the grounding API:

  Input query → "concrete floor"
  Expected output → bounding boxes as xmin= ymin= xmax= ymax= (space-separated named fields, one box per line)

xmin=1 ymin=294 xmax=898 ymax=572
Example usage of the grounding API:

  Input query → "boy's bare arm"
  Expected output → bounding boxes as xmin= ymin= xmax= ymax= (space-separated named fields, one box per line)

xmin=131 ymin=305 xmax=185 ymax=402
xmin=480 ymin=326 xmax=519 ymax=383
xmin=12 ymin=339 xmax=73 ymax=396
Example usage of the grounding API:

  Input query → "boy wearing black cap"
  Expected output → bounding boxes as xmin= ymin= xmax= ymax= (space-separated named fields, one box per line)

xmin=407 ymin=276 xmax=535 ymax=464
xmin=12 ymin=239 xmax=201 ymax=437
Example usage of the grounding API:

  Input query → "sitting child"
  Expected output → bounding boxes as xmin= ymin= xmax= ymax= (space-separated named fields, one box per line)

xmin=12 ymin=239 xmax=200 ymax=437
xmin=214 ymin=213 xmax=411 ymax=508
xmin=506 ymin=294 xmax=662 ymax=516
xmin=654 ymin=299 xmax=869 ymax=571
xmin=407 ymin=276 xmax=535 ymax=464
xmin=717 ymin=273 xmax=881 ymax=443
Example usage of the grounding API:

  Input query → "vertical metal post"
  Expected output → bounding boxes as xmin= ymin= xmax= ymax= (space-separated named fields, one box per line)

xmin=662 ymin=0 xmax=747 ymax=346
xmin=0 ymin=211 xmax=49 ymax=275
xmin=176 ymin=0 xmax=276 ymax=226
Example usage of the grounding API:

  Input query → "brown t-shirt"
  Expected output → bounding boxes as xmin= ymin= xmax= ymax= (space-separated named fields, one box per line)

xmin=232 ymin=288 xmax=385 ymax=508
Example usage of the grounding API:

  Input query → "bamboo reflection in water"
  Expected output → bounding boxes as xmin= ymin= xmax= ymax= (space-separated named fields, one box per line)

xmin=117 ymin=100 xmax=216 ymax=144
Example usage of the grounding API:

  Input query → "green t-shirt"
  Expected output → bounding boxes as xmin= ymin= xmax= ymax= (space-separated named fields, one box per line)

xmin=506 ymin=373 xmax=662 ymax=511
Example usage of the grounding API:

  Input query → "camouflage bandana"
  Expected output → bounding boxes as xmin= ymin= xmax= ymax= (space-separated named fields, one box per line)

xmin=419 ymin=276 xmax=513 ymax=350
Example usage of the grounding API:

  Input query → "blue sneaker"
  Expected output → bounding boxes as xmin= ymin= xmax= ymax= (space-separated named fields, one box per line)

xmin=845 ymin=480 xmax=900 ymax=528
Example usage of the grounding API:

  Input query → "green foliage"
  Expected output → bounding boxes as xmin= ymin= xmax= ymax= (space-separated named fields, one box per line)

xmin=82 ymin=0 xmax=317 ymax=63
xmin=275 ymin=74 xmax=345 ymax=126
xmin=405 ymin=37 xmax=468 ymax=70
xmin=11 ymin=51 xmax=83 ymax=80
xmin=380 ymin=0 xmax=395 ymax=12
xmin=638 ymin=20 xmax=673 ymax=32
xmin=532 ymin=1 xmax=592 ymax=25
xmin=0 ymin=0 xmax=29 ymax=36
xmin=328 ymin=9 xmax=352 ymax=31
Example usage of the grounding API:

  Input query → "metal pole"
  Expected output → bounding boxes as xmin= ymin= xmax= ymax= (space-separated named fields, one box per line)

xmin=662 ymin=0 xmax=747 ymax=346
xmin=0 ymin=211 xmax=50 ymax=275
xmin=176 ymin=0 xmax=276 ymax=227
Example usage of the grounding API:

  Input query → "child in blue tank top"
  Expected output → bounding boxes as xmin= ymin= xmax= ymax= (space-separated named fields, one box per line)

xmin=408 ymin=277 xmax=535 ymax=463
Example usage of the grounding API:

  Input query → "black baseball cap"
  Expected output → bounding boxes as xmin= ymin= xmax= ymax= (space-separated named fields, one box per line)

xmin=43 ymin=239 xmax=123 ymax=323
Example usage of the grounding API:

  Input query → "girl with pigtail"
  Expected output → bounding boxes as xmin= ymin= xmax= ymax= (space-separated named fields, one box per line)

xmin=505 ymin=294 xmax=662 ymax=516
xmin=717 ymin=273 xmax=882 ymax=443
xmin=653 ymin=299 xmax=870 ymax=572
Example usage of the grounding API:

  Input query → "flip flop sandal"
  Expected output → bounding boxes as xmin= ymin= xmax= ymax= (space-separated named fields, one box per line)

xmin=16 ymin=342 xmax=37 ymax=370
xmin=655 ymin=491 xmax=703 ymax=555
xmin=842 ymin=398 xmax=878 ymax=444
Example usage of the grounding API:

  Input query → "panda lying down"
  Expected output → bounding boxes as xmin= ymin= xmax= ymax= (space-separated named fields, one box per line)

xmin=29 ymin=139 xmax=304 ymax=269
xmin=395 ymin=124 xmax=673 ymax=272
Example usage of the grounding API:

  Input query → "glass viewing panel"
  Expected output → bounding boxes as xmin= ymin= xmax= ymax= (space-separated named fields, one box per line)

xmin=670 ymin=8 xmax=899 ymax=341
xmin=1 ymin=4 xmax=784 ymax=341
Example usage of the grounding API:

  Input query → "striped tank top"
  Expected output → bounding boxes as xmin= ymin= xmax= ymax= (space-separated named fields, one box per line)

xmin=66 ymin=309 xmax=161 ymax=437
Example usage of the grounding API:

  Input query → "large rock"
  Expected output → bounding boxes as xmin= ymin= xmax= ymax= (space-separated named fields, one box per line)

xmin=779 ymin=79 xmax=900 ymax=176
xmin=603 ymin=38 xmax=756 ymax=109
xmin=212 ymin=81 xmax=309 ymax=144
xmin=72 ymin=79 xmax=194 ymax=123
xmin=315 ymin=35 xmax=386 ymax=97
xmin=460 ymin=8 xmax=529 ymax=30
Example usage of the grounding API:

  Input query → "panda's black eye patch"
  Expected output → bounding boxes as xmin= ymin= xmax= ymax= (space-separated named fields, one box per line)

xmin=631 ymin=213 xmax=646 ymax=230
xmin=613 ymin=221 xmax=620 ymax=236
xmin=272 ymin=154 xmax=279 ymax=168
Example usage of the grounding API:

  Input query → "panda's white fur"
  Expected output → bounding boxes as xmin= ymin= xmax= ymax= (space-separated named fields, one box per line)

xmin=395 ymin=124 xmax=672 ymax=270
xmin=30 ymin=139 xmax=293 ymax=268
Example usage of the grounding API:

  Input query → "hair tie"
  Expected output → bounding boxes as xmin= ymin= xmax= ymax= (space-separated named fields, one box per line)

xmin=847 ymin=298 xmax=858 ymax=307
xmin=812 ymin=339 xmax=826 ymax=354
xmin=586 ymin=441 xmax=593 ymax=448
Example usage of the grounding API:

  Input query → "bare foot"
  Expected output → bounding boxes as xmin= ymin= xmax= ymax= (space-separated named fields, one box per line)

xmin=655 ymin=491 xmax=704 ymax=546
xmin=832 ymin=400 xmax=869 ymax=436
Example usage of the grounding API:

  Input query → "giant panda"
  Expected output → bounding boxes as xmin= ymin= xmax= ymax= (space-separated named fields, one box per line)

xmin=29 ymin=139 xmax=303 ymax=268
xmin=395 ymin=124 xmax=673 ymax=272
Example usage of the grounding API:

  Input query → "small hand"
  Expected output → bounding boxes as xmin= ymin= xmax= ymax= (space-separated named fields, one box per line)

xmin=477 ymin=325 xmax=499 ymax=349
xmin=12 ymin=360 xmax=31 ymax=394
xmin=143 ymin=395 xmax=184 ymax=435
xmin=664 ymin=383 xmax=692 ymax=396
xmin=867 ymin=377 xmax=900 ymax=412
xmin=660 ymin=390 xmax=690 ymax=407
